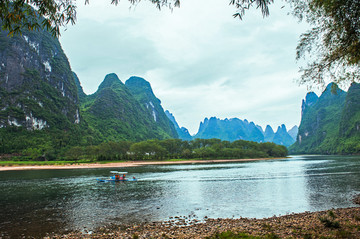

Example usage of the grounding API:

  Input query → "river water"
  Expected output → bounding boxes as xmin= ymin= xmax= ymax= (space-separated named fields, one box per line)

xmin=1 ymin=155 xmax=360 ymax=237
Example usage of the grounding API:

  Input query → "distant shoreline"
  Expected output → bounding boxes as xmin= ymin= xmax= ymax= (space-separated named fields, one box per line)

xmin=0 ymin=157 xmax=283 ymax=171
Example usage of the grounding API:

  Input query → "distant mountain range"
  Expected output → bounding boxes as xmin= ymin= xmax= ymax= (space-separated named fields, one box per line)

xmin=165 ymin=113 xmax=298 ymax=147
xmin=289 ymin=83 xmax=360 ymax=154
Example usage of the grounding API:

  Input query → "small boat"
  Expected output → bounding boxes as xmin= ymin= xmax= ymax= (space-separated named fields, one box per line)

xmin=97 ymin=171 xmax=137 ymax=182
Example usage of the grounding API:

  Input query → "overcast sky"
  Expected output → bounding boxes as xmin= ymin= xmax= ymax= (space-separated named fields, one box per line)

xmin=60 ymin=0 xmax=312 ymax=135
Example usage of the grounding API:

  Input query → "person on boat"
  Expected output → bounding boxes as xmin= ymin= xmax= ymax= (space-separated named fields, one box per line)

xmin=115 ymin=174 xmax=120 ymax=181
xmin=122 ymin=174 xmax=126 ymax=180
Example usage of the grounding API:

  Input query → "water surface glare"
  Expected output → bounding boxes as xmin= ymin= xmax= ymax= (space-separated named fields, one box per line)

xmin=1 ymin=155 xmax=360 ymax=237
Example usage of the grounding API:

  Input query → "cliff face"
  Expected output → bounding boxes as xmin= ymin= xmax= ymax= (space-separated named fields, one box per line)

xmin=0 ymin=27 xmax=79 ymax=130
xmin=290 ymin=83 xmax=360 ymax=154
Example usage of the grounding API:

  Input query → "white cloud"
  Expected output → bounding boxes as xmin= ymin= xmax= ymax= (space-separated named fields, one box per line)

xmin=60 ymin=0 xmax=310 ymax=135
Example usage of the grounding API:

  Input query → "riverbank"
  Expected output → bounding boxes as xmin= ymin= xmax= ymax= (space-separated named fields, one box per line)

xmin=47 ymin=207 xmax=360 ymax=238
xmin=0 ymin=157 xmax=281 ymax=171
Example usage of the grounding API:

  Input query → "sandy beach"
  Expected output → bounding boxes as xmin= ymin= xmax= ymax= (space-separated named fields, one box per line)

xmin=0 ymin=158 xmax=279 ymax=171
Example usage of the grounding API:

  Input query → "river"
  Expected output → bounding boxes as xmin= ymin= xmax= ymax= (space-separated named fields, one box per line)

xmin=1 ymin=155 xmax=360 ymax=237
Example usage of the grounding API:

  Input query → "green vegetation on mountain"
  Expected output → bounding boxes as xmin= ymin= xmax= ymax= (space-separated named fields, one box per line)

xmin=125 ymin=76 xmax=178 ymax=139
xmin=78 ymin=74 xmax=178 ymax=143
xmin=0 ymin=24 xmax=83 ymax=158
xmin=290 ymin=83 xmax=360 ymax=154
xmin=0 ymin=26 xmax=79 ymax=129
xmin=337 ymin=83 xmax=360 ymax=153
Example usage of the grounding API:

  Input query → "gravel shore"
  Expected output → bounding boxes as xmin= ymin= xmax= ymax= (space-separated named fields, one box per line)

xmin=47 ymin=207 xmax=360 ymax=238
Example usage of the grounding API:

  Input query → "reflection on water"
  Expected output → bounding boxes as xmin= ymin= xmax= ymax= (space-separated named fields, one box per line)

xmin=302 ymin=155 xmax=360 ymax=211
xmin=1 ymin=155 xmax=360 ymax=237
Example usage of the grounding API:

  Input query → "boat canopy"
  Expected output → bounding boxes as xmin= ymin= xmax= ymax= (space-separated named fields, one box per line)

xmin=110 ymin=171 xmax=128 ymax=174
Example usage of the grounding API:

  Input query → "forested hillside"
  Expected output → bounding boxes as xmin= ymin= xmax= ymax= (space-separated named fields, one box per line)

xmin=290 ymin=83 xmax=360 ymax=154
xmin=78 ymin=74 xmax=178 ymax=143
xmin=0 ymin=24 xmax=82 ymax=159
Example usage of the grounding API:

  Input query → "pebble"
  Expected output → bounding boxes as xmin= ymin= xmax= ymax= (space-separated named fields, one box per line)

xmin=47 ymin=207 xmax=360 ymax=239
